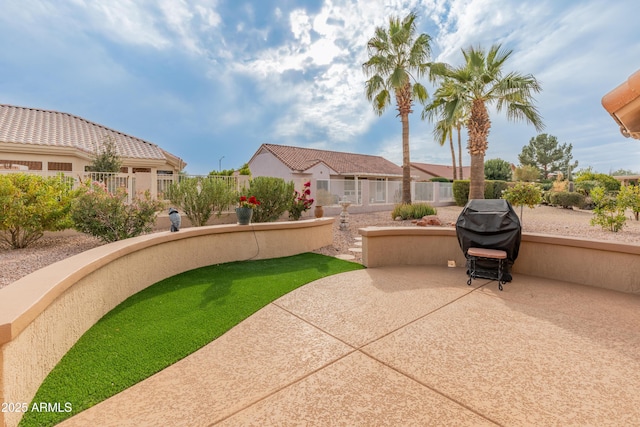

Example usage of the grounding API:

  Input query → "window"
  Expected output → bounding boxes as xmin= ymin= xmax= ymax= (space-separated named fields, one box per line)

xmin=48 ymin=162 xmax=72 ymax=171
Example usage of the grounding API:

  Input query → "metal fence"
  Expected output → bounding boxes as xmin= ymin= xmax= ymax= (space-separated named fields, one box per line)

xmin=0 ymin=170 xmax=242 ymax=205
xmin=313 ymin=178 xmax=453 ymax=206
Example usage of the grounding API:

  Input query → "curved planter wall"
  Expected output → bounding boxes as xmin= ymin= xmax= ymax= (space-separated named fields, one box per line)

xmin=0 ymin=218 xmax=334 ymax=427
xmin=360 ymin=227 xmax=640 ymax=294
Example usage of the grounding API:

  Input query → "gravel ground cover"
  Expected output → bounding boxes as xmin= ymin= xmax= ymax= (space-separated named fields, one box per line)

xmin=2 ymin=205 xmax=640 ymax=289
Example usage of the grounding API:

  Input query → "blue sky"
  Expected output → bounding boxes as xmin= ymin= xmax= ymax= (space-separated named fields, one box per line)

xmin=1 ymin=0 xmax=639 ymax=175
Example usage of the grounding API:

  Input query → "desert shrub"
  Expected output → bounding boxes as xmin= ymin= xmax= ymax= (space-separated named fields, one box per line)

xmin=484 ymin=158 xmax=512 ymax=181
xmin=575 ymin=172 xmax=620 ymax=192
xmin=248 ymin=177 xmax=295 ymax=223
xmin=453 ymin=180 xmax=470 ymax=206
xmin=315 ymin=189 xmax=334 ymax=206
xmin=575 ymin=180 xmax=599 ymax=196
xmin=167 ymin=176 xmax=236 ymax=226
xmin=391 ymin=203 xmax=436 ymax=220
xmin=548 ymin=191 xmax=585 ymax=209
xmin=0 ymin=173 xmax=75 ymax=249
xmin=539 ymin=180 xmax=554 ymax=191
xmin=410 ymin=202 xmax=437 ymax=218
xmin=590 ymin=186 xmax=626 ymax=232
xmin=72 ymin=181 xmax=164 ymax=243
xmin=513 ymin=164 xmax=540 ymax=182
xmin=618 ymin=184 xmax=640 ymax=220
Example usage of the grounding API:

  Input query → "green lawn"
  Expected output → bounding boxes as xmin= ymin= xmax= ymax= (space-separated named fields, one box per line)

xmin=20 ymin=253 xmax=363 ymax=427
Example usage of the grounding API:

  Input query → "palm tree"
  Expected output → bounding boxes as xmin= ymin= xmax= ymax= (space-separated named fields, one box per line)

xmin=422 ymin=79 xmax=470 ymax=180
xmin=363 ymin=12 xmax=432 ymax=204
xmin=433 ymin=44 xmax=544 ymax=199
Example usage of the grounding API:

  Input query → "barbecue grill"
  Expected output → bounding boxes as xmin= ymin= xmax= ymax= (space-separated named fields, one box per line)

xmin=455 ymin=199 xmax=522 ymax=289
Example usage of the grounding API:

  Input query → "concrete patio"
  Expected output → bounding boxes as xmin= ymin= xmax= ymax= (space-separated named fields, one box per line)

xmin=59 ymin=265 xmax=640 ymax=426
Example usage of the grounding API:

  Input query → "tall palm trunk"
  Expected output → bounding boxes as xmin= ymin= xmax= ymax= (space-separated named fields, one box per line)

xmin=449 ymin=133 xmax=457 ymax=180
xmin=457 ymin=124 xmax=463 ymax=179
xmin=467 ymin=99 xmax=491 ymax=199
xmin=401 ymin=112 xmax=411 ymax=203
xmin=397 ymin=83 xmax=413 ymax=204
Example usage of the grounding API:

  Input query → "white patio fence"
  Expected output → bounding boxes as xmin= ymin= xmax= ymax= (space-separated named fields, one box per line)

xmin=310 ymin=178 xmax=453 ymax=208
xmin=0 ymin=170 xmax=243 ymax=205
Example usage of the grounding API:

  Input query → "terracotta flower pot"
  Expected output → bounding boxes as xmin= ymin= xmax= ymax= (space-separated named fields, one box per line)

xmin=314 ymin=205 xmax=324 ymax=218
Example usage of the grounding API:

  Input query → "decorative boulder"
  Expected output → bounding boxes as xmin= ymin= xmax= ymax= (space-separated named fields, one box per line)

xmin=416 ymin=215 xmax=442 ymax=227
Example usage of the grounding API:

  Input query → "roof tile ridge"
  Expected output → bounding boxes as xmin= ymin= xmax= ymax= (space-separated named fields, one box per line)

xmin=0 ymin=103 xmax=159 ymax=148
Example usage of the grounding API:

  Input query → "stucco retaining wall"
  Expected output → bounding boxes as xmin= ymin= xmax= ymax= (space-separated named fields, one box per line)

xmin=361 ymin=227 xmax=640 ymax=294
xmin=0 ymin=218 xmax=333 ymax=427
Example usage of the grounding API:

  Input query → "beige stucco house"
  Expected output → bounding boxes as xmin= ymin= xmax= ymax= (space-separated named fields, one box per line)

xmin=0 ymin=104 xmax=185 ymax=198
xmin=248 ymin=143 xmax=404 ymax=207
xmin=410 ymin=162 xmax=471 ymax=181
xmin=248 ymin=143 xmax=455 ymax=209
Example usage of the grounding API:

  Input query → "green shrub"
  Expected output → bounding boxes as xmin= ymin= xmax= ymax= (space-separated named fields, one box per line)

xmin=590 ymin=186 xmax=626 ymax=232
xmin=539 ymin=180 xmax=554 ymax=191
xmin=429 ymin=177 xmax=450 ymax=183
xmin=454 ymin=180 xmax=507 ymax=205
xmin=575 ymin=180 xmax=599 ymax=196
xmin=248 ymin=177 xmax=295 ymax=223
xmin=484 ymin=180 xmax=508 ymax=199
xmin=0 ymin=173 xmax=74 ymax=249
xmin=548 ymin=191 xmax=585 ymax=209
xmin=575 ymin=172 xmax=620 ymax=192
xmin=484 ymin=158 xmax=512 ymax=181
xmin=410 ymin=202 xmax=437 ymax=218
xmin=619 ymin=184 xmax=640 ymax=220
xmin=167 ymin=176 xmax=236 ymax=226
xmin=453 ymin=180 xmax=470 ymax=206
xmin=391 ymin=203 xmax=437 ymax=220
xmin=72 ymin=181 xmax=164 ymax=243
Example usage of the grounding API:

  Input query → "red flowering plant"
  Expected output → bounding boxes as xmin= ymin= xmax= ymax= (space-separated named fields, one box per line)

xmin=238 ymin=195 xmax=261 ymax=209
xmin=289 ymin=181 xmax=314 ymax=220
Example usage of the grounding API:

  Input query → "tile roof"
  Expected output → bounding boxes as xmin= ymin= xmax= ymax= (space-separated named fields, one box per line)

xmin=0 ymin=104 xmax=181 ymax=162
xmin=411 ymin=162 xmax=471 ymax=180
xmin=259 ymin=143 xmax=402 ymax=176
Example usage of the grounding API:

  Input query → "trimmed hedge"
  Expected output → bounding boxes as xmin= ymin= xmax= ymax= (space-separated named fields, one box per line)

xmin=453 ymin=180 xmax=509 ymax=206
xmin=548 ymin=191 xmax=585 ymax=209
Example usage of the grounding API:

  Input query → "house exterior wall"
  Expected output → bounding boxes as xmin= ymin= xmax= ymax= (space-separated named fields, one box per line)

xmin=249 ymin=150 xmax=295 ymax=180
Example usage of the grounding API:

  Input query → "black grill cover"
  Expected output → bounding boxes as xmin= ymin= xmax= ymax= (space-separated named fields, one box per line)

xmin=456 ymin=199 xmax=522 ymax=264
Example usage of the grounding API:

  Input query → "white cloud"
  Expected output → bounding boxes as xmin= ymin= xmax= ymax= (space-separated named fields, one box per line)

xmin=231 ymin=0 xmax=433 ymax=146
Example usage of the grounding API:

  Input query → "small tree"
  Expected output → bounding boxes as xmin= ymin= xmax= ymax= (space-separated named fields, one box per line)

xmin=484 ymin=158 xmax=512 ymax=181
xmin=590 ymin=186 xmax=626 ymax=232
xmin=0 ymin=174 xmax=74 ymax=249
xmin=618 ymin=184 xmax=640 ymax=221
xmin=518 ymin=134 xmax=578 ymax=180
xmin=89 ymin=136 xmax=123 ymax=173
xmin=71 ymin=180 xmax=164 ymax=243
xmin=514 ymin=164 xmax=540 ymax=182
xmin=502 ymin=182 xmax=542 ymax=224
xmin=166 ymin=176 xmax=236 ymax=227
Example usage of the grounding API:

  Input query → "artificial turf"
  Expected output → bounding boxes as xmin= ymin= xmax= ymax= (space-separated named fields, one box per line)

xmin=20 ymin=253 xmax=363 ymax=427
